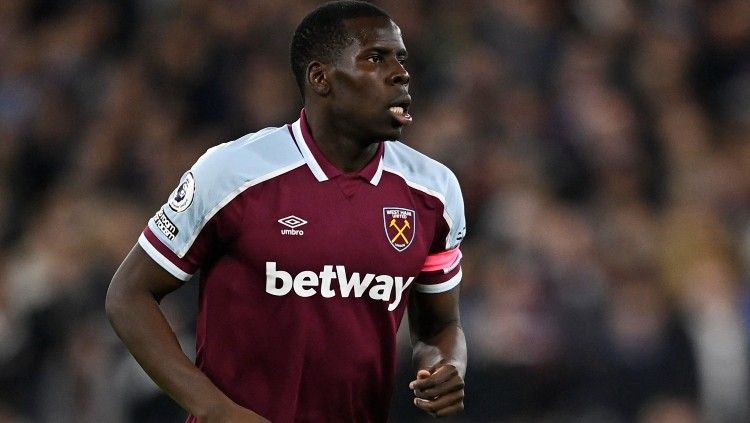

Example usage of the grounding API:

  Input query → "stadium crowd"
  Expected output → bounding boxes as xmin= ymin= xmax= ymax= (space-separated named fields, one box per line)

xmin=0 ymin=0 xmax=749 ymax=421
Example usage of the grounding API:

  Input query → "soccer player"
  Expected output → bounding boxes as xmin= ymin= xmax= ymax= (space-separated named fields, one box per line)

xmin=106 ymin=1 xmax=467 ymax=422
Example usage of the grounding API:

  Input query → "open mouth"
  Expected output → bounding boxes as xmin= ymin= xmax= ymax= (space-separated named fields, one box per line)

xmin=389 ymin=99 xmax=412 ymax=126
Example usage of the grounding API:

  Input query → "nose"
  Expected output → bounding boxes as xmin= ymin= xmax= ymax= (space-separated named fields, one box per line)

xmin=390 ymin=62 xmax=410 ymax=86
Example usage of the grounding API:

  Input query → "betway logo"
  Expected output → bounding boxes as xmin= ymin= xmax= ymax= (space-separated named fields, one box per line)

xmin=265 ymin=262 xmax=413 ymax=311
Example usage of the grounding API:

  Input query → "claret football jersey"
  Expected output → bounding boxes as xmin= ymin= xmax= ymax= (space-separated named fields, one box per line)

xmin=140 ymin=110 xmax=466 ymax=422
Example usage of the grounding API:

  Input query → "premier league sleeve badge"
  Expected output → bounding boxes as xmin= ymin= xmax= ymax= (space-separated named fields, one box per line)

xmin=169 ymin=172 xmax=196 ymax=213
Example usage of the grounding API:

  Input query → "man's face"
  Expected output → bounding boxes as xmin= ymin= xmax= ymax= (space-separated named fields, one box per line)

xmin=326 ymin=16 xmax=411 ymax=142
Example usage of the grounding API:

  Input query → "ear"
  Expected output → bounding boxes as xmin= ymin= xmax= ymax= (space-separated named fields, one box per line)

xmin=307 ymin=61 xmax=330 ymax=96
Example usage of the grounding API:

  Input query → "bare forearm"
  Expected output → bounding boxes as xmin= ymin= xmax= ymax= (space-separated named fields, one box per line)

xmin=412 ymin=323 xmax=467 ymax=376
xmin=409 ymin=321 xmax=467 ymax=417
xmin=106 ymin=289 xmax=232 ymax=420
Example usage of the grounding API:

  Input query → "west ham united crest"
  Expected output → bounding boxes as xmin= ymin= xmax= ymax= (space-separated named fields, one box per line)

xmin=383 ymin=207 xmax=416 ymax=252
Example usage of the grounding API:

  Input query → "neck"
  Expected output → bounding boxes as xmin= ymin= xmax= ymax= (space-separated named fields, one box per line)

xmin=304 ymin=108 xmax=380 ymax=173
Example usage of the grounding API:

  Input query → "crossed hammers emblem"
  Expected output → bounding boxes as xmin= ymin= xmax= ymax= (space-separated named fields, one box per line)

xmin=389 ymin=218 xmax=411 ymax=244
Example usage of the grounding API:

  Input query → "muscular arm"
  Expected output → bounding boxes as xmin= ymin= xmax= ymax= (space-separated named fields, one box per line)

xmin=106 ymin=244 xmax=267 ymax=423
xmin=407 ymin=286 xmax=467 ymax=417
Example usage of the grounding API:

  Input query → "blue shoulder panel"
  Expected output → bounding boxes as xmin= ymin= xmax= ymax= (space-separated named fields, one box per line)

xmin=147 ymin=126 xmax=305 ymax=257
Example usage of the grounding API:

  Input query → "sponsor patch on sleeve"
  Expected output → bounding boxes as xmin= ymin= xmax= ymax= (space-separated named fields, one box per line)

xmin=154 ymin=209 xmax=179 ymax=240
xmin=169 ymin=172 xmax=195 ymax=212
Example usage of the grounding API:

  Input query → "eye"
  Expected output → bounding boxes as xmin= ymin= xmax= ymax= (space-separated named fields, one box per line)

xmin=397 ymin=57 xmax=407 ymax=65
xmin=367 ymin=54 xmax=384 ymax=63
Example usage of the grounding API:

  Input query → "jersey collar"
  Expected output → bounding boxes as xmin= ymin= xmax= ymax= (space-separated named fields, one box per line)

xmin=290 ymin=110 xmax=384 ymax=186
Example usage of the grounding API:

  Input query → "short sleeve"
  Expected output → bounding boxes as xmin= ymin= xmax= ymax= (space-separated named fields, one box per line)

xmin=413 ymin=170 xmax=466 ymax=293
xmin=136 ymin=126 xmax=305 ymax=281
xmin=139 ymin=144 xmax=241 ymax=281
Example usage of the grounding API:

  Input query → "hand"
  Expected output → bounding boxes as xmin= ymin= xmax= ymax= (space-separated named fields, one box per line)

xmin=409 ymin=365 xmax=465 ymax=417
xmin=201 ymin=402 xmax=271 ymax=423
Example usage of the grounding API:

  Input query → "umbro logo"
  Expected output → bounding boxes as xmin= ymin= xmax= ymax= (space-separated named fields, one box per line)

xmin=278 ymin=215 xmax=307 ymax=236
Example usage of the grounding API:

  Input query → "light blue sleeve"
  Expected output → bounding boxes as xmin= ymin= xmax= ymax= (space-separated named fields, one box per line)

xmin=145 ymin=126 xmax=305 ymax=259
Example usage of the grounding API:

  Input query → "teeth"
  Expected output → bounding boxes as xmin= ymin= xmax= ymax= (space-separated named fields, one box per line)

xmin=390 ymin=106 xmax=404 ymax=115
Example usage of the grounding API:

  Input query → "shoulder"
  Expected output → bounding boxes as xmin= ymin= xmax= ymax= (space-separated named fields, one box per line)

xmin=186 ymin=125 xmax=305 ymax=203
xmin=382 ymin=141 xmax=462 ymax=202
xmin=173 ymin=125 xmax=304 ymax=217
xmin=156 ymin=126 xmax=305 ymax=257
xmin=192 ymin=125 xmax=304 ymax=186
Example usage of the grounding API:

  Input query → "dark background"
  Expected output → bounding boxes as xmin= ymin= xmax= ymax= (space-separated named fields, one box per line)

xmin=0 ymin=0 xmax=749 ymax=422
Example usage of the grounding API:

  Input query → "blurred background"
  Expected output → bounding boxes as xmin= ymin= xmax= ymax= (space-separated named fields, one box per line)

xmin=0 ymin=0 xmax=749 ymax=422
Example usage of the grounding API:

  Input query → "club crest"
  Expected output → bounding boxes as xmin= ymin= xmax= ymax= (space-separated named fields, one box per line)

xmin=383 ymin=207 xmax=416 ymax=252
